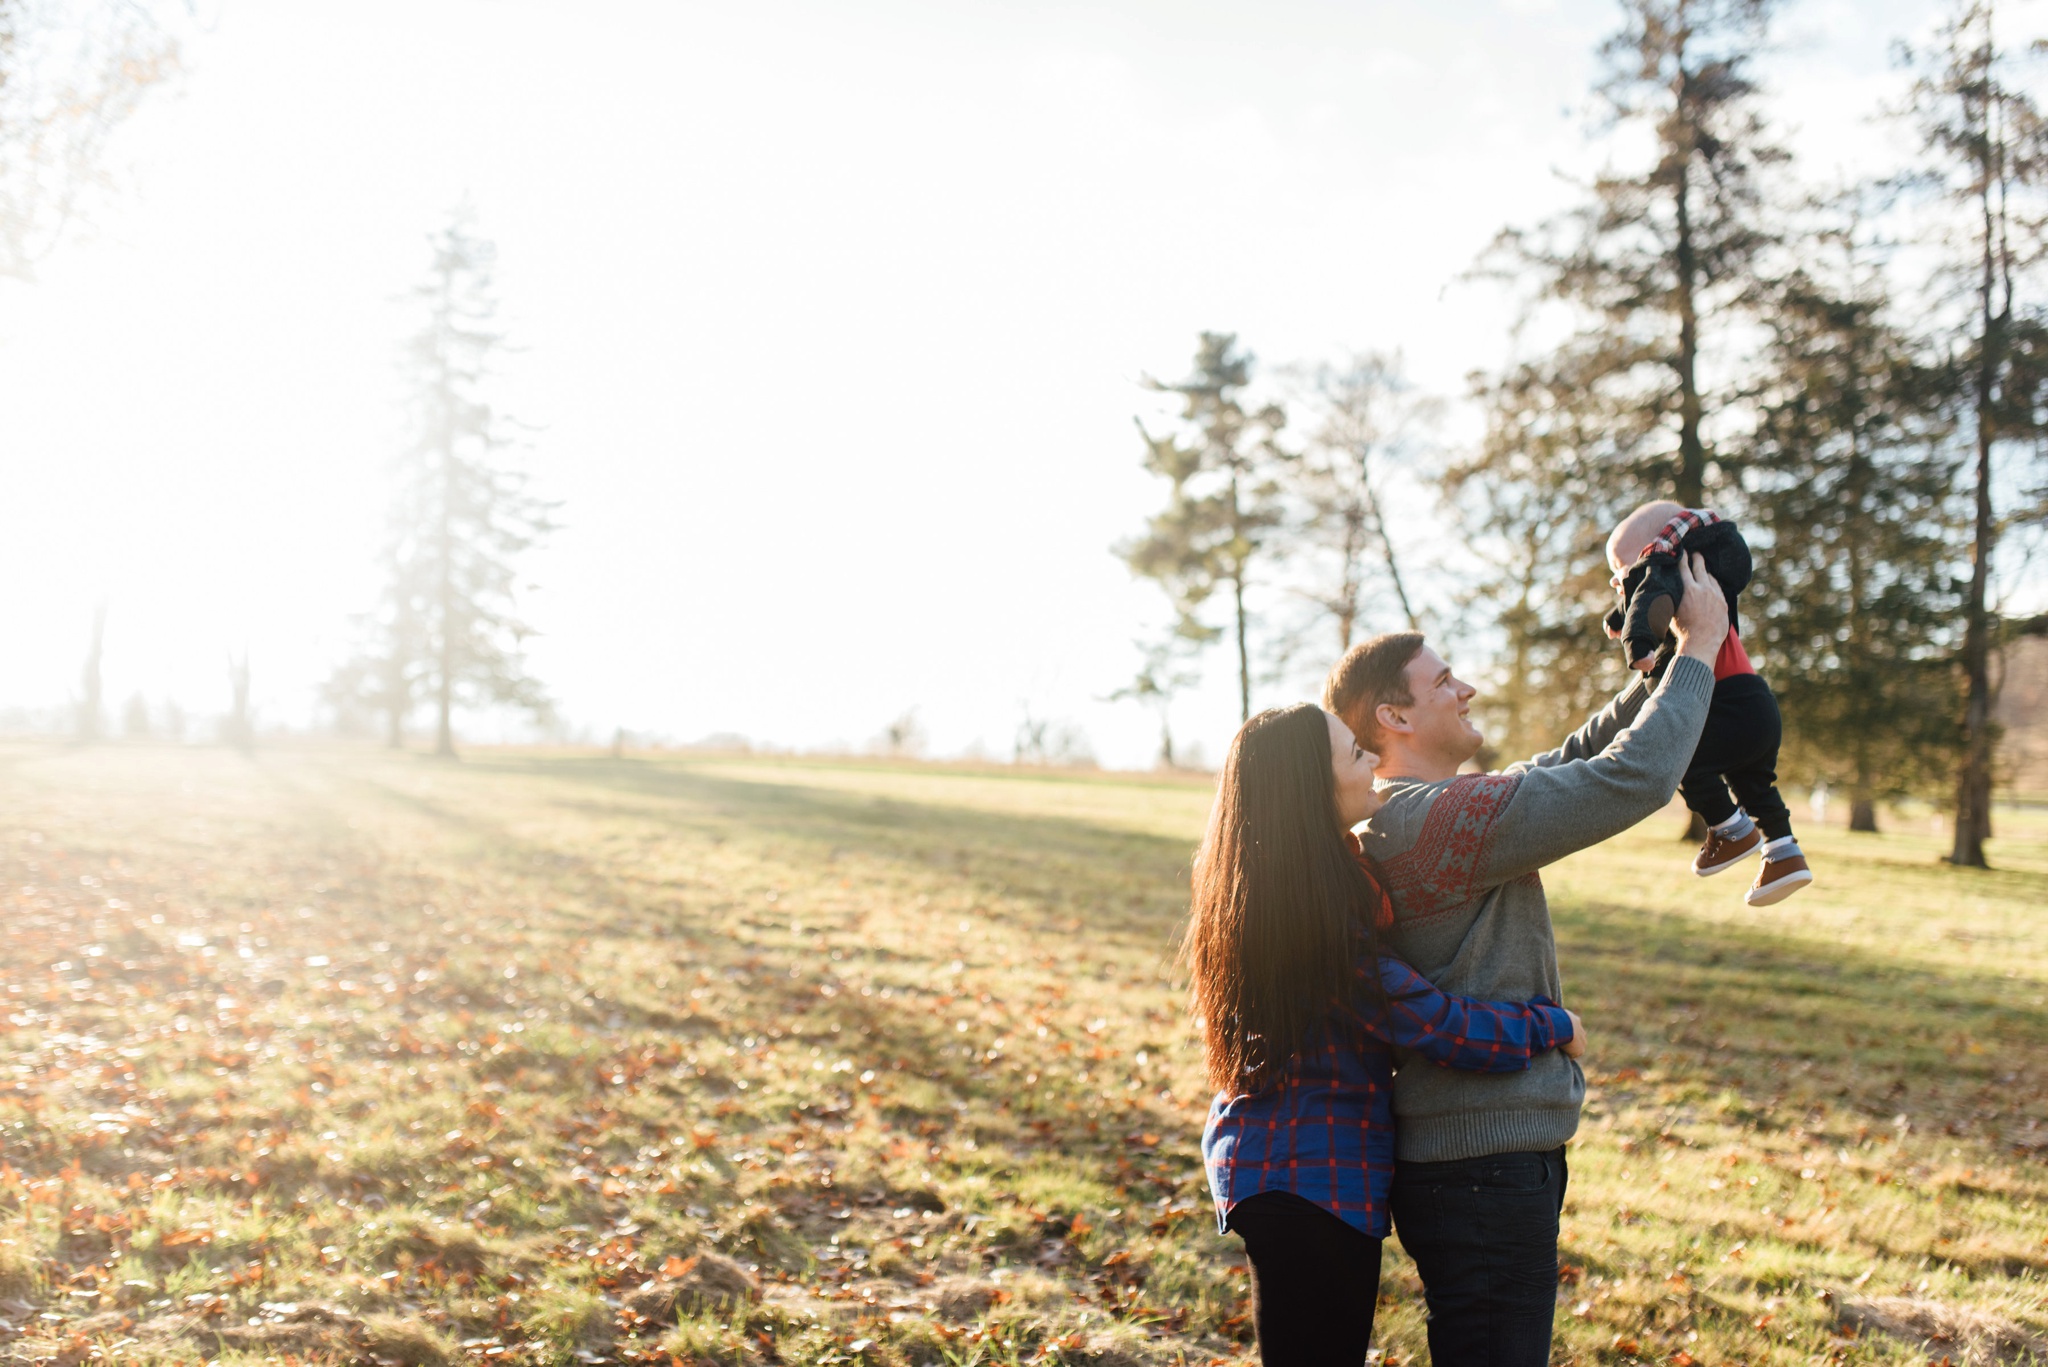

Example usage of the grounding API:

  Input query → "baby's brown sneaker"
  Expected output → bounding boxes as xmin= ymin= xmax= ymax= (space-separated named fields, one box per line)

xmin=1694 ymin=825 xmax=1763 ymax=876
xmin=1745 ymin=853 xmax=1812 ymax=906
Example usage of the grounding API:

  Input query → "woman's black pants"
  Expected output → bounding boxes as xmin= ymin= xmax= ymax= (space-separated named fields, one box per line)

xmin=1226 ymin=1191 xmax=1384 ymax=1366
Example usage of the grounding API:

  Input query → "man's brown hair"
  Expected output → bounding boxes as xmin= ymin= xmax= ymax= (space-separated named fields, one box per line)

xmin=1322 ymin=631 xmax=1426 ymax=749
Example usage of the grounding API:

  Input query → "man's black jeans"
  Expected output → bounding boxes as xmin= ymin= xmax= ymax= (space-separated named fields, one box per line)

xmin=1678 ymin=673 xmax=1793 ymax=841
xmin=1389 ymin=1146 xmax=1568 ymax=1367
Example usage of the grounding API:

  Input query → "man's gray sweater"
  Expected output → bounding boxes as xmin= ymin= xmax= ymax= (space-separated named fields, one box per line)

xmin=1357 ymin=655 xmax=1715 ymax=1162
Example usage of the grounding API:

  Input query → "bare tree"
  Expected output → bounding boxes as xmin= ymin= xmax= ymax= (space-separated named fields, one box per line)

xmin=0 ymin=0 xmax=179 ymax=279
xmin=1108 ymin=635 xmax=1199 ymax=769
xmin=1014 ymin=707 xmax=1092 ymax=767
xmin=1282 ymin=352 xmax=1433 ymax=650
xmin=873 ymin=708 xmax=926 ymax=758
xmin=8 ymin=8 xmax=174 ymax=752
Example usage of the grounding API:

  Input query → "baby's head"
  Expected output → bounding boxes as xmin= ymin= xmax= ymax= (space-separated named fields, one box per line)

xmin=1606 ymin=500 xmax=1688 ymax=575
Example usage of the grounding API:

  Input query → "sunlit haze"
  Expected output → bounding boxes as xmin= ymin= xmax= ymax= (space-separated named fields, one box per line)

xmin=0 ymin=0 xmax=1985 ymax=765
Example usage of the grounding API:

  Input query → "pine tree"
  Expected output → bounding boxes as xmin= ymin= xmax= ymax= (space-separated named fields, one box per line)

xmin=333 ymin=213 xmax=556 ymax=758
xmin=1121 ymin=333 xmax=1288 ymax=723
xmin=1897 ymin=0 xmax=2048 ymax=866
xmin=1454 ymin=0 xmax=1788 ymax=745
xmin=1481 ymin=0 xmax=1785 ymax=507
xmin=1745 ymin=206 xmax=1964 ymax=831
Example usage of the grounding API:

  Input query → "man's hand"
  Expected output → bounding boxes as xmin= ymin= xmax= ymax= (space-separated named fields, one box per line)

xmin=1670 ymin=552 xmax=1730 ymax=665
xmin=1631 ymin=596 xmax=1677 ymax=670
xmin=1561 ymin=1010 xmax=1586 ymax=1059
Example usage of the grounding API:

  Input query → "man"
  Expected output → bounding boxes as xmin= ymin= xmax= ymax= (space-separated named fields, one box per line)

xmin=1321 ymin=554 xmax=1727 ymax=1366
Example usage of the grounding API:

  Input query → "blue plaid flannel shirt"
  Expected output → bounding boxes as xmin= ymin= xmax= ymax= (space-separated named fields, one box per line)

xmin=1201 ymin=953 xmax=1574 ymax=1239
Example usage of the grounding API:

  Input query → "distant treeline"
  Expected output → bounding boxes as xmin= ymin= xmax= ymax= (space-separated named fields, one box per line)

xmin=1120 ymin=0 xmax=2047 ymax=867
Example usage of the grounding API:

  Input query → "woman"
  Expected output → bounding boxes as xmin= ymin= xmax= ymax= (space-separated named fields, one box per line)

xmin=1187 ymin=704 xmax=1584 ymax=1366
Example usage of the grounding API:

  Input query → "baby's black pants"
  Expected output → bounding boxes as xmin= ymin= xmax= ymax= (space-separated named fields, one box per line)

xmin=1679 ymin=672 xmax=1794 ymax=841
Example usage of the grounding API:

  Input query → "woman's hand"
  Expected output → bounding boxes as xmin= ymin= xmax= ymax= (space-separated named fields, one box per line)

xmin=1560 ymin=1009 xmax=1586 ymax=1059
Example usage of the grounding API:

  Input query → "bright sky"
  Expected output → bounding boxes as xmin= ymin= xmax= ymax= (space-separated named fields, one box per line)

xmin=0 ymin=0 xmax=2003 ymax=766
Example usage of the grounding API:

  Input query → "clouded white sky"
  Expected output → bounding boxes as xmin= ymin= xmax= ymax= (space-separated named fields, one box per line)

xmin=0 ymin=0 xmax=1999 ymax=765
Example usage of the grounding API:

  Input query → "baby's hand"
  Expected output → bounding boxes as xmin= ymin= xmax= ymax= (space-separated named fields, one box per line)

xmin=1630 ymin=655 xmax=1657 ymax=672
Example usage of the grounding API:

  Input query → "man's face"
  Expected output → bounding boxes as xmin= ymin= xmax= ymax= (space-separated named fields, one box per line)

xmin=1385 ymin=646 xmax=1482 ymax=766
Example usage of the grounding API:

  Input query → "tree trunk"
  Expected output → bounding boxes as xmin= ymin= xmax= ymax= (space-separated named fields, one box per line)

xmin=1680 ymin=809 xmax=1707 ymax=843
xmin=1360 ymin=472 xmax=1420 ymax=630
xmin=436 ymin=674 xmax=455 ymax=757
xmin=385 ymin=703 xmax=404 ymax=750
xmin=435 ymin=523 xmax=457 ymax=758
xmin=1228 ymin=467 xmax=1251 ymax=724
xmin=1233 ymin=567 xmax=1250 ymax=724
xmin=1951 ymin=407 xmax=1996 ymax=862
xmin=431 ymin=254 xmax=461 ymax=761
xmin=1851 ymin=723 xmax=1879 ymax=836
xmin=1671 ymin=83 xmax=1707 ymax=509
xmin=76 ymin=604 xmax=105 ymax=744
xmin=1845 ymin=386 xmax=1876 ymax=835
xmin=1951 ymin=169 xmax=2002 ymax=869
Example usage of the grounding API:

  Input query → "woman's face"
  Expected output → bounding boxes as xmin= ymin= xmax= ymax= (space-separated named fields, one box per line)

xmin=1325 ymin=709 xmax=1384 ymax=829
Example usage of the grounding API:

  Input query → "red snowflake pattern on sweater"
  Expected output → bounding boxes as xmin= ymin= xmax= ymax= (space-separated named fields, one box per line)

xmin=1379 ymin=773 xmax=1523 ymax=922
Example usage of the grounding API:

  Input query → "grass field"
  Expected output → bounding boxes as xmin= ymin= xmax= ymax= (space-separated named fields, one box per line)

xmin=0 ymin=743 xmax=2042 ymax=1367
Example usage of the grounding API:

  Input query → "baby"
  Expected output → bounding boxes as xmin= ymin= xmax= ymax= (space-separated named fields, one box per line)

xmin=1605 ymin=500 xmax=1812 ymax=906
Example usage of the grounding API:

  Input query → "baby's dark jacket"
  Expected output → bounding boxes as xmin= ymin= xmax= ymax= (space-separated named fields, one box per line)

xmin=1605 ymin=519 xmax=1753 ymax=666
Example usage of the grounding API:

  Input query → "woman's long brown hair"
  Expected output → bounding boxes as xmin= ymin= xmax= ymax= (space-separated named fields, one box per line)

xmin=1183 ymin=703 xmax=1386 ymax=1095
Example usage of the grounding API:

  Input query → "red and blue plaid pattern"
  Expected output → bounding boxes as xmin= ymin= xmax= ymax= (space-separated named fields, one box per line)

xmin=1200 ymin=954 xmax=1573 ymax=1239
xmin=1640 ymin=507 xmax=1722 ymax=560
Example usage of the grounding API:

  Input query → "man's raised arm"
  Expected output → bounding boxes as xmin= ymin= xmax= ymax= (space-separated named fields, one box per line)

xmin=1473 ymin=554 xmax=1728 ymax=883
xmin=1503 ymin=671 xmax=1659 ymax=776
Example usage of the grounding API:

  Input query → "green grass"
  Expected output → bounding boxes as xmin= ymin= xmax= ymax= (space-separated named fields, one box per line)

xmin=0 ymin=742 xmax=2040 ymax=1366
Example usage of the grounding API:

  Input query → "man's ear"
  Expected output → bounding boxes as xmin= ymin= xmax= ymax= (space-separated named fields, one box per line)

xmin=1375 ymin=702 xmax=1411 ymax=738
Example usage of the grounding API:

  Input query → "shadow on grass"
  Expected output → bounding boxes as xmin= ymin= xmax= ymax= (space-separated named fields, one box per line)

xmin=1557 ymin=897 xmax=2046 ymax=1141
xmin=464 ymin=754 xmax=1203 ymax=945
xmin=339 ymin=753 xmax=2046 ymax=1152
xmin=319 ymin=755 xmax=1206 ymax=1124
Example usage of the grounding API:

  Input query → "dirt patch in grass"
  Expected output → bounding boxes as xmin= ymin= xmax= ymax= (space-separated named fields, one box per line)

xmin=1839 ymin=1294 xmax=2048 ymax=1365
